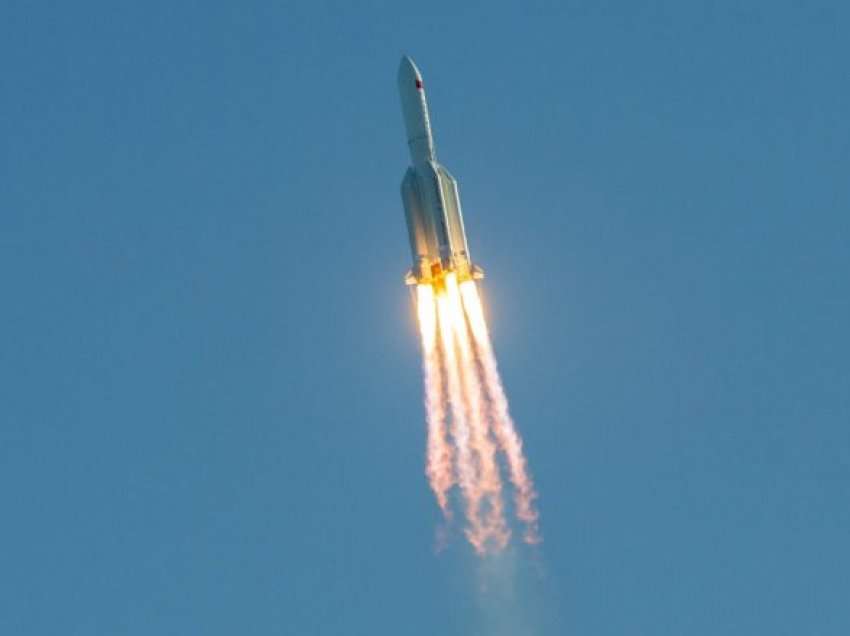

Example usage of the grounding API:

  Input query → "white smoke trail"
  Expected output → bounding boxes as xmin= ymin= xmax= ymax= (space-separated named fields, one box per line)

xmin=414 ymin=276 xmax=540 ymax=552
xmin=416 ymin=284 xmax=453 ymax=516
xmin=437 ymin=292 xmax=486 ymax=551
xmin=445 ymin=275 xmax=510 ymax=551
xmin=460 ymin=280 xmax=541 ymax=544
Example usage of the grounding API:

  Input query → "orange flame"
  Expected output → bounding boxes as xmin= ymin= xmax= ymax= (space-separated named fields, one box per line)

xmin=416 ymin=284 xmax=453 ymax=516
xmin=413 ymin=275 xmax=540 ymax=552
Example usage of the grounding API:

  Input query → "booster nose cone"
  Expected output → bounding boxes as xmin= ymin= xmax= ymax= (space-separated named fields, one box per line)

xmin=398 ymin=55 xmax=435 ymax=163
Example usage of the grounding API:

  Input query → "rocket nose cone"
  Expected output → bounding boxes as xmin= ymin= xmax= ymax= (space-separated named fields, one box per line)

xmin=398 ymin=55 xmax=434 ymax=162
xmin=398 ymin=55 xmax=423 ymax=90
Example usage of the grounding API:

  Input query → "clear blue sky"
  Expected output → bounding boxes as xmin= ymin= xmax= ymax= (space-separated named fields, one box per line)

xmin=2 ymin=2 xmax=848 ymax=634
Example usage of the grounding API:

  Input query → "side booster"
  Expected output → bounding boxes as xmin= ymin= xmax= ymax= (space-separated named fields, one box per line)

xmin=398 ymin=56 xmax=484 ymax=287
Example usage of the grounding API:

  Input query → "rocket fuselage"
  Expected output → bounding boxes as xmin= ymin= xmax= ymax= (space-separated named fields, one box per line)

xmin=398 ymin=56 xmax=483 ymax=286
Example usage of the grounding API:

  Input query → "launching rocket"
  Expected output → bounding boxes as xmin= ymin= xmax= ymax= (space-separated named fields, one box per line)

xmin=399 ymin=56 xmax=541 ymax=550
xmin=398 ymin=56 xmax=484 ymax=287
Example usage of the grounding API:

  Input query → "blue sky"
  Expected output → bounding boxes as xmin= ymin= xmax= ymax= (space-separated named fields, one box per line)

xmin=2 ymin=2 xmax=848 ymax=634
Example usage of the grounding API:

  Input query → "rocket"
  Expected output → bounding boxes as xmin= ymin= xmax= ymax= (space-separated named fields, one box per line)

xmin=398 ymin=56 xmax=484 ymax=287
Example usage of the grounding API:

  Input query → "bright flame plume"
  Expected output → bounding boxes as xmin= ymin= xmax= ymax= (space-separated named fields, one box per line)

xmin=416 ymin=284 xmax=453 ymax=515
xmin=414 ymin=274 xmax=540 ymax=554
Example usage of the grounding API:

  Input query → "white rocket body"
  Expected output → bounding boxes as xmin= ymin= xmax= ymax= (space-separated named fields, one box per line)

xmin=398 ymin=56 xmax=483 ymax=286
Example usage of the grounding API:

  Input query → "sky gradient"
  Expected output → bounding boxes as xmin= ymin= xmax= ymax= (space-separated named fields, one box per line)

xmin=2 ymin=2 xmax=849 ymax=634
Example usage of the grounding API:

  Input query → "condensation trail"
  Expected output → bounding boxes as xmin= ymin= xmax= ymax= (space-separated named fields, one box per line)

xmin=416 ymin=284 xmax=453 ymax=516
xmin=460 ymin=280 xmax=541 ymax=544
xmin=436 ymin=291 xmax=486 ymax=552
xmin=445 ymin=275 xmax=510 ymax=551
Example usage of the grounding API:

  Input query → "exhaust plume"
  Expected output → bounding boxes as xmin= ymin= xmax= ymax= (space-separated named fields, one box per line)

xmin=414 ymin=274 xmax=540 ymax=553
